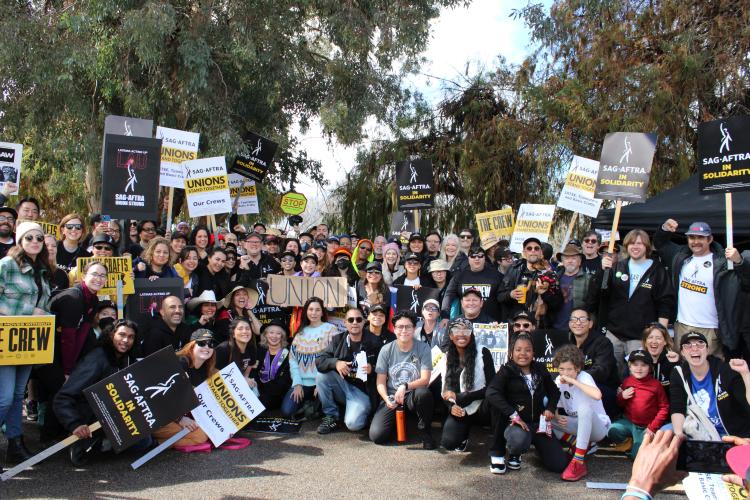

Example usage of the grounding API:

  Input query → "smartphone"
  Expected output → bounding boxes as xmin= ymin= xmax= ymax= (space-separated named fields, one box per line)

xmin=677 ymin=439 xmax=733 ymax=473
xmin=102 ymin=215 xmax=111 ymax=223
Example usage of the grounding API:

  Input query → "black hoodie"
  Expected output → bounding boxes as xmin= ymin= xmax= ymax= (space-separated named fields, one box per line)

xmin=571 ymin=330 xmax=619 ymax=389
xmin=141 ymin=317 xmax=192 ymax=356
xmin=486 ymin=360 xmax=560 ymax=423
xmin=441 ymin=265 xmax=503 ymax=320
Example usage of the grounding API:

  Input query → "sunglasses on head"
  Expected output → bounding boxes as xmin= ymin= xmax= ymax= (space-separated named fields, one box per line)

xmin=195 ymin=340 xmax=215 ymax=348
xmin=65 ymin=223 xmax=83 ymax=230
xmin=346 ymin=317 xmax=364 ymax=323
xmin=24 ymin=234 xmax=44 ymax=243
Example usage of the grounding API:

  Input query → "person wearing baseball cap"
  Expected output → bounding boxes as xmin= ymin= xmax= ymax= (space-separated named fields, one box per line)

xmin=392 ymin=251 xmax=422 ymax=287
xmin=670 ymin=331 xmax=750 ymax=439
xmin=414 ymin=298 xmax=447 ymax=350
xmin=441 ymin=246 xmax=503 ymax=322
xmin=511 ymin=311 xmax=536 ymax=335
xmin=355 ymin=261 xmax=391 ymax=317
xmin=607 ymin=349 xmax=669 ymax=458
xmin=655 ymin=217 xmax=749 ymax=358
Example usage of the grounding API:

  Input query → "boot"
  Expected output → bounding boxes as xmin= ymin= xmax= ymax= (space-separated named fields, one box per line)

xmin=5 ymin=436 xmax=34 ymax=464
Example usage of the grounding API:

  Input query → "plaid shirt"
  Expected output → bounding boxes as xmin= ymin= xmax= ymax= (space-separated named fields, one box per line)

xmin=0 ymin=256 xmax=51 ymax=316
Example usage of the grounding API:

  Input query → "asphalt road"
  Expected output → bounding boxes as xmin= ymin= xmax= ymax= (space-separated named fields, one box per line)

xmin=1 ymin=421 xmax=674 ymax=499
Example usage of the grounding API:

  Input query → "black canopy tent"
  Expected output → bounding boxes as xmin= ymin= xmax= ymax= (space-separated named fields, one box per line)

xmin=593 ymin=174 xmax=750 ymax=245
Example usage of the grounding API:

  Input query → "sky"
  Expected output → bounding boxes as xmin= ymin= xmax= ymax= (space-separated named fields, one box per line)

xmin=292 ymin=0 xmax=552 ymax=224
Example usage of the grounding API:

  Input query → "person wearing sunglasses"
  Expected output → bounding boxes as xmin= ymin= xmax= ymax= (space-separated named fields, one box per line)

xmin=356 ymin=261 xmax=391 ymax=317
xmin=53 ymin=320 xmax=147 ymax=465
xmin=670 ymin=332 xmax=750 ymax=440
xmin=580 ymin=230 xmax=603 ymax=275
xmin=498 ymin=237 xmax=563 ymax=325
xmin=440 ymin=246 xmax=502 ymax=323
xmin=457 ymin=229 xmax=474 ymax=254
xmin=56 ymin=213 xmax=90 ymax=274
xmin=315 ymin=307 xmax=379 ymax=434
xmin=278 ymin=250 xmax=299 ymax=276
xmin=351 ymin=237 xmax=375 ymax=277
xmin=0 ymin=206 xmax=17 ymax=259
xmin=0 ymin=221 xmax=52 ymax=466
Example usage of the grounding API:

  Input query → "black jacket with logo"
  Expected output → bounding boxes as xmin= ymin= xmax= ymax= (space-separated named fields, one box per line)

xmin=572 ymin=330 xmax=619 ymax=389
xmin=316 ymin=332 xmax=381 ymax=393
xmin=486 ymin=360 xmax=560 ymax=423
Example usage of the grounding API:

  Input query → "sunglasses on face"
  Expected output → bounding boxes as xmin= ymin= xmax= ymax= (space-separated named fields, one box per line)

xmin=525 ymin=246 xmax=541 ymax=251
xmin=359 ymin=246 xmax=372 ymax=251
xmin=583 ymin=238 xmax=598 ymax=244
xmin=93 ymin=245 xmax=112 ymax=251
xmin=469 ymin=254 xmax=485 ymax=259
xmin=423 ymin=306 xmax=439 ymax=312
xmin=24 ymin=234 xmax=44 ymax=243
xmin=65 ymin=224 xmax=83 ymax=230
xmin=366 ymin=269 xmax=382 ymax=274
xmin=513 ymin=322 xmax=532 ymax=329
xmin=459 ymin=234 xmax=473 ymax=239
xmin=346 ymin=317 xmax=364 ymax=323
xmin=142 ymin=227 xmax=156 ymax=233
xmin=195 ymin=340 xmax=215 ymax=348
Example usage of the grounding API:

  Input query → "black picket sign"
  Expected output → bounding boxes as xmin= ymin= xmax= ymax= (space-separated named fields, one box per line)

xmin=395 ymin=159 xmax=434 ymax=210
xmin=697 ymin=115 xmax=750 ymax=194
xmin=230 ymin=132 xmax=278 ymax=182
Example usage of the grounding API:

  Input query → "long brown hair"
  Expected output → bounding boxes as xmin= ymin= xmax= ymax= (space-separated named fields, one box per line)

xmin=176 ymin=340 xmax=218 ymax=377
xmin=8 ymin=237 xmax=52 ymax=279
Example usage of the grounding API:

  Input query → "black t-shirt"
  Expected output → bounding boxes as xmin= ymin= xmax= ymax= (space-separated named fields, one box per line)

xmin=0 ymin=240 xmax=13 ymax=259
xmin=56 ymin=241 xmax=91 ymax=274
xmin=179 ymin=356 xmax=210 ymax=387
xmin=214 ymin=341 xmax=257 ymax=374
xmin=582 ymin=255 xmax=602 ymax=275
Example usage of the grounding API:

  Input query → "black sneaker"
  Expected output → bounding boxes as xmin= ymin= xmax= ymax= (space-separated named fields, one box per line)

xmin=69 ymin=437 xmax=101 ymax=467
xmin=507 ymin=454 xmax=522 ymax=470
xmin=317 ymin=415 xmax=339 ymax=434
xmin=490 ymin=456 xmax=506 ymax=474
xmin=25 ymin=400 xmax=38 ymax=422
xmin=421 ymin=432 xmax=436 ymax=450
xmin=454 ymin=439 xmax=469 ymax=452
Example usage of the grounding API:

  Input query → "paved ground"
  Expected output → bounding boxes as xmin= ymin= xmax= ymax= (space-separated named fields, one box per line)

xmin=1 ymin=420 xmax=679 ymax=499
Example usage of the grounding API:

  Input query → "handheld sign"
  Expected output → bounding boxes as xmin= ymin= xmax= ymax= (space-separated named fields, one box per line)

xmin=279 ymin=191 xmax=307 ymax=215
xmin=37 ymin=221 xmax=60 ymax=239
xmin=509 ymin=204 xmax=555 ymax=253
xmin=229 ymin=173 xmax=259 ymax=214
xmin=230 ymin=131 xmax=278 ymax=182
xmin=594 ymin=132 xmax=657 ymax=202
xmin=125 ymin=278 xmax=184 ymax=331
xmin=557 ymin=155 xmax=603 ymax=218
xmin=473 ymin=323 xmax=509 ymax=370
xmin=389 ymin=211 xmax=416 ymax=242
xmin=101 ymin=134 xmax=163 ymax=220
xmin=266 ymin=275 xmax=347 ymax=308
xmin=0 ymin=316 xmax=55 ymax=366
xmin=0 ymin=142 xmax=22 ymax=195
xmin=83 ymin=347 xmax=198 ymax=452
xmin=76 ymin=256 xmax=134 ymax=295
xmin=155 ymin=127 xmax=200 ymax=189
xmin=395 ymin=286 xmax=440 ymax=314
xmin=182 ymin=157 xmax=232 ymax=217
xmin=396 ymin=159 xmax=434 ymax=210
xmin=192 ymin=363 xmax=265 ymax=446
xmin=475 ymin=208 xmax=514 ymax=250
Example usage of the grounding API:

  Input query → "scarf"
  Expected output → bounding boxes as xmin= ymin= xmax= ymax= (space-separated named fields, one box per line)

xmin=260 ymin=348 xmax=288 ymax=383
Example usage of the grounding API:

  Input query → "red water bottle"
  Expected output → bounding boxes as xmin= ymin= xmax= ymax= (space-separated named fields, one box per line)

xmin=396 ymin=406 xmax=406 ymax=442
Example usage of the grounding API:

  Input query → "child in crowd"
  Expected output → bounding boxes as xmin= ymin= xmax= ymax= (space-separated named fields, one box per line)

xmin=607 ymin=349 xmax=669 ymax=458
xmin=552 ymin=344 xmax=611 ymax=482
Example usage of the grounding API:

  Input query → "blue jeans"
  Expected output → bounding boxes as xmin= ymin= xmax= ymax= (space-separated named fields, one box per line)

xmin=0 ymin=365 xmax=32 ymax=438
xmin=315 ymin=370 xmax=371 ymax=431
xmin=281 ymin=385 xmax=317 ymax=417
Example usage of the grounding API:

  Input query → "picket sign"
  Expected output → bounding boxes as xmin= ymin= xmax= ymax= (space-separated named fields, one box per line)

xmin=1 ymin=422 xmax=102 ymax=481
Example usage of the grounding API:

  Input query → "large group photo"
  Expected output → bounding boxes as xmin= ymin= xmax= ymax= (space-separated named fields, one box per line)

xmin=1 ymin=1 xmax=750 ymax=499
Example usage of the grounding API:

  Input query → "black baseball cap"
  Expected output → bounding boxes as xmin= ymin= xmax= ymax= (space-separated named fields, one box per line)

xmin=404 ymin=251 xmax=421 ymax=262
xmin=461 ymin=287 xmax=483 ymax=299
xmin=301 ymin=251 xmax=319 ymax=263
xmin=522 ymin=237 xmax=542 ymax=248
xmin=313 ymin=241 xmax=327 ymax=250
xmin=409 ymin=232 xmax=424 ymax=241
xmin=680 ymin=331 xmax=708 ymax=347
xmin=365 ymin=261 xmax=382 ymax=272
xmin=512 ymin=310 xmax=537 ymax=325
xmin=0 ymin=206 xmax=17 ymax=219
xmin=190 ymin=329 xmax=215 ymax=343
xmin=369 ymin=304 xmax=387 ymax=315
xmin=628 ymin=349 xmax=653 ymax=366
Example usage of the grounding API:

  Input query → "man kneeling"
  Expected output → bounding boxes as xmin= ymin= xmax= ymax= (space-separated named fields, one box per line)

xmin=369 ymin=311 xmax=435 ymax=449
xmin=315 ymin=307 xmax=378 ymax=434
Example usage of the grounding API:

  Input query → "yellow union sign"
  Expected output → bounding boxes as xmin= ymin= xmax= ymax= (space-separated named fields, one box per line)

xmin=0 ymin=315 xmax=56 ymax=365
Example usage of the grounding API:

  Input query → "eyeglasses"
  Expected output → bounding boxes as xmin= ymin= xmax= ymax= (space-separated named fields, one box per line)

xmin=450 ymin=328 xmax=472 ymax=336
xmin=513 ymin=322 xmax=532 ymax=329
xmin=195 ymin=340 xmax=215 ymax=348
xmin=366 ymin=269 xmax=382 ymax=274
xmin=583 ymin=238 xmax=598 ymax=244
xmin=359 ymin=246 xmax=372 ymax=251
xmin=525 ymin=246 xmax=541 ymax=251
xmin=0 ymin=216 xmax=14 ymax=223
xmin=87 ymin=272 xmax=107 ymax=280
xmin=469 ymin=254 xmax=485 ymax=259
xmin=346 ymin=317 xmax=364 ymax=324
xmin=459 ymin=234 xmax=473 ymax=239
xmin=142 ymin=227 xmax=156 ymax=233
xmin=569 ymin=316 xmax=590 ymax=323
xmin=423 ymin=306 xmax=439 ymax=312
xmin=394 ymin=324 xmax=414 ymax=331
xmin=682 ymin=341 xmax=706 ymax=350
xmin=93 ymin=245 xmax=112 ymax=251
xmin=23 ymin=234 xmax=44 ymax=243
xmin=64 ymin=223 xmax=83 ymax=230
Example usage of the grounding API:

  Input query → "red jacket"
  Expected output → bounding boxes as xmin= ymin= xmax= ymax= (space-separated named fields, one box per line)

xmin=617 ymin=374 xmax=669 ymax=432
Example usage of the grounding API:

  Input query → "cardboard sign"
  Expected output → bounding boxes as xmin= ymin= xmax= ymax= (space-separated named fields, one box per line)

xmin=530 ymin=329 xmax=570 ymax=374
xmin=125 ymin=278 xmax=184 ymax=331
xmin=230 ymin=131 xmax=278 ymax=182
xmin=474 ymin=323 xmax=508 ymax=370
xmin=697 ymin=116 xmax=750 ymax=194
xmin=76 ymin=257 xmax=134 ymax=296
xmin=228 ymin=173 xmax=259 ymax=214
xmin=394 ymin=285 xmax=440 ymax=314
xmin=192 ymin=363 xmax=265 ymax=446
xmin=0 ymin=316 xmax=55 ymax=366
xmin=101 ymin=134 xmax=163 ymax=220
xmin=37 ymin=221 xmax=60 ymax=239
xmin=389 ymin=211 xmax=416 ymax=241
xmin=396 ymin=159 xmax=434 ymax=210
xmin=509 ymin=204 xmax=556 ymax=252
xmin=557 ymin=156 xmax=603 ymax=218
xmin=266 ymin=274 xmax=348 ymax=308
xmin=0 ymin=142 xmax=22 ymax=195
xmin=280 ymin=191 xmax=307 ymax=215
xmin=475 ymin=208 xmax=514 ymax=250
xmin=83 ymin=347 xmax=199 ymax=452
xmin=182 ymin=157 xmax=232 ymax=217
xmin=594 ymin=132 xmax=657 ymax=202
xmin=155 ymin=126 xmax=199 ymax=188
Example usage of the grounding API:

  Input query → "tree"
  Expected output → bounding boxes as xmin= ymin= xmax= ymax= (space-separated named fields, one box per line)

xmin=0 ymin=0 xmax=462 ymax=220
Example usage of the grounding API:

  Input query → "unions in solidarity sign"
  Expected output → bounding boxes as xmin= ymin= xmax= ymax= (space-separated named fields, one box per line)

xmin=395 ymin=159 xmax=434 ymax=210
xmin=594 ymin=132 xmax=657 ymax=202
xmin=230 ymin=131 xmax=278 ymax=183
xmin=697 ymin=115 xmax=750 ymax=194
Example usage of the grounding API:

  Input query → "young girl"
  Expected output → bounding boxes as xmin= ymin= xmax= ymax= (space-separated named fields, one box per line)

xmin=486 ymin=334 xmax=566 ymax=474
xmin=552 ymin=344 xmax=611 ymax=481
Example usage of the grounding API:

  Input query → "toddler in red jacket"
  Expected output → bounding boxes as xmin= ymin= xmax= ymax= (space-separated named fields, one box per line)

xmin=607 ymin=349 xmax=669 ymax=458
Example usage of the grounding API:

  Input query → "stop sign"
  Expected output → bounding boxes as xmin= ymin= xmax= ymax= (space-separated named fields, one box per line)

xmin=280 ymin=191 xmax=307 ymax=215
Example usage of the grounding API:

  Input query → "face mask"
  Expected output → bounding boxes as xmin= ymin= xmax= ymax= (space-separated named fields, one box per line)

xmin=300 ymin=242 xmax=310 ymax=252
xmin=336 ymin=259 xmax=349 ymax=270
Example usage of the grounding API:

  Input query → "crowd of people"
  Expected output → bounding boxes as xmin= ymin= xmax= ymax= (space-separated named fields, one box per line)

xmin=1 ymin=184 xmax=750 ymax=496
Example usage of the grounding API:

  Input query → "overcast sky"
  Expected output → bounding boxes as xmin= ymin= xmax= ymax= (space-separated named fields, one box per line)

xmin=293 ymin=0 xmax=551 ymax=222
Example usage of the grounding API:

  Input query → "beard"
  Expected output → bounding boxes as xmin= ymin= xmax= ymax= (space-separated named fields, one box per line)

xmin=0 ymin=225 xmax=12 ymax=238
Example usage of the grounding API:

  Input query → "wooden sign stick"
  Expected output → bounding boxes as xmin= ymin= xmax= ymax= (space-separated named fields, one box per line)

xmin=1 ymin=422 xmax=102 ymax=481
xmin=165 ymin=187 xmax=174 ymax=233
xmin=116 ymin=279 xmax=124 ymax=320
xmin=726 ymin=192 xmax=734 ymax=270
xmin=232 ymin=179 xmax=246 ymax=214
xmin=608 ymin=199 xmax=622 ymax=254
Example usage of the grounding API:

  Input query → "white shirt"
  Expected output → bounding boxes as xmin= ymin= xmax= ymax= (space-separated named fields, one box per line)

xmin=677 ymin=253 xmax=718 ymax=328
xmin=555 ymin=371 xmax=610 ymax=427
